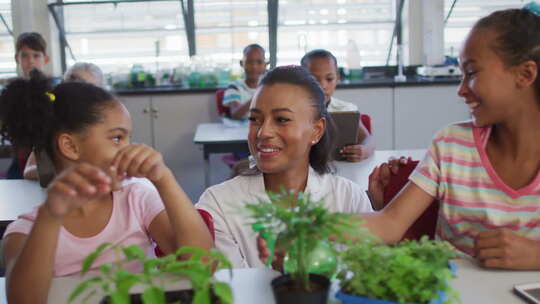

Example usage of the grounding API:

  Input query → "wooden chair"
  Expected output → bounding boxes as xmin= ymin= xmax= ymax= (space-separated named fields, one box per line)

xmin=382 ymin=160 xmax=439 ymax=241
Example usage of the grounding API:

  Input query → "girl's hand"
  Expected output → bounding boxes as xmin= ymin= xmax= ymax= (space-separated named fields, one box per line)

xmin=45 ymin=164 xmax=111 ymax=219
xmin=474 ymin=229 xmax=540 ymax=270
xmin=257 ymin=236 xmax=285 ymax=272
xmin=341 ymin=144 xmax=371 ymax=162
xmin=367 ymin=156 xmax=412 ymax=210
xmin=112 ymin=144 xmax=169 ymax=183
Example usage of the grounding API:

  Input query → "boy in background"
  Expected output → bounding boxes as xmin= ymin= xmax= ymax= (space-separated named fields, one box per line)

xmin=301 ymin=49 xmax=375 ymax=162
xmin=6 ymin=32 xmax=50 ymax=179
xmin=224 ymin=44 xmax=267 ymax=119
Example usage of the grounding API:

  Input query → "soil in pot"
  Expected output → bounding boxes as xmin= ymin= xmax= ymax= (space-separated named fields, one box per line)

xmin=271 ymin=273 xmax=330 ymax=304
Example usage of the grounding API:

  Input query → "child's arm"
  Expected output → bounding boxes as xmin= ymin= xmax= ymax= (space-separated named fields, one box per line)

xmin=4 ymin=164 xmax=111 ymax=303
xmin=341 ymin=122 xmax=375 ymax=162
xmin=229 ymin=99 xmax=251 ymax=119
xmin=113 ymin=144 xmax=213 ymax=253
xmin=23 ymin=152 xmax=38 ymax=180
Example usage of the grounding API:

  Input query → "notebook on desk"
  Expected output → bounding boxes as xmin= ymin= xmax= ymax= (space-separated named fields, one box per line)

xmin=330 ymin=111 xmax=365 ymax=161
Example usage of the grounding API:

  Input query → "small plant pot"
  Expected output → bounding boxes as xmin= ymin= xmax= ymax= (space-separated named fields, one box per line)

xmin=271 ymin=273 xmax=330 ymax=304
xmin=335 ymin=290 xmax=447 ymax=304
xmin=100 ymin=289 xmax=220 ymax=304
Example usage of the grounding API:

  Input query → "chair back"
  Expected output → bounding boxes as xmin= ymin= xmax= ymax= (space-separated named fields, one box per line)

xmin=360 ymin=114 xmax=372 ymax=134
xmin=215 ymin=89 xmax=230 ymax=117
xmin=154 ymin=209 xmax=215 ymax=257
xmin=382 ymin=160 xmax=439 ymax=241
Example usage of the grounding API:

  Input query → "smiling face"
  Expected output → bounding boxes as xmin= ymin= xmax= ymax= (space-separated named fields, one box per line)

xmin=305 ymin=56 xmax=339 ymax=104
xmin=248 ymin=83 xmax=325 ymax=175
xmin=68 ymin=101 xmax=132 ymax=171
xmin=458 ymin=28 xmax=520 ymax=127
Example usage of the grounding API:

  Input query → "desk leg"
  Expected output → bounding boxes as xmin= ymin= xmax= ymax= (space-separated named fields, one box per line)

xmin=204 ymin=148 xmax=210 ymax=188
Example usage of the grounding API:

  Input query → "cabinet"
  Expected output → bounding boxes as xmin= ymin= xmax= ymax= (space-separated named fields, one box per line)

xmin=393 ymin=85 xmax=469 ymax=149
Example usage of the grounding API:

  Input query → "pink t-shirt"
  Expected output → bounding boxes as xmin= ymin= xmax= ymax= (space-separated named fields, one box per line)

xmin=4 ymin=179 xmax=165 ymax=276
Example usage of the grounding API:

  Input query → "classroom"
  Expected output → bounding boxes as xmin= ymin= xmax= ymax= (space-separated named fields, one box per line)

xmin=0 ymin=1 xmax=539 ymax=303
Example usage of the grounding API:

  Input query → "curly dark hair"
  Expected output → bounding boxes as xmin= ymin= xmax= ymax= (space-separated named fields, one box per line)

xmin=0 ymin=70 xmax=117 ymax=160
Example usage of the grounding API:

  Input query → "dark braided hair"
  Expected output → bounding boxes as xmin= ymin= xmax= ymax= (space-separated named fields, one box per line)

xmin=474 ymin=8 xmax=540 ymax=98
xmin=259 ymin=65 xmax=336 ymax=174
xmin=0 ymin=70 xmax=117 ymax=162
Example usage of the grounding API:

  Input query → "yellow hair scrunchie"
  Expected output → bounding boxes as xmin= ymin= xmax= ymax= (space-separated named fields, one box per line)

xmin=45 ymin=92 xmax=56 ymax=103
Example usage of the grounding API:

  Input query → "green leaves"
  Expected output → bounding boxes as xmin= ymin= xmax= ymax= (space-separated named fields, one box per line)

xmin=70 ymin=244 xmax=233 ymax=304
xmin=81 ymin=242 xmax=112 ymax=274
xmin=338 ymin=236 xmax=460 ymax=304
xmin=246 ymin=189 xmax=372 ymax=291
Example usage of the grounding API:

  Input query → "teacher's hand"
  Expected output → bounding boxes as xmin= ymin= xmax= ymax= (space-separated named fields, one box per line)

xmin=474 ymin=229 xmax=540 ymax=270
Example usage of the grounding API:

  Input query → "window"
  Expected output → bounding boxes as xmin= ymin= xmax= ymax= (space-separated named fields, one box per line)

xmin=277 ymin=0 xmax=397 ymax=67
xmin=59 ymin=1 xmax=188 ymax=74
xmin=0 ymin=0 xmax=14 ymax=78
xmin=444 ymin=0 xmax=524 ymax=58
xmin=194 ymin=0 xmax=268 ymax=72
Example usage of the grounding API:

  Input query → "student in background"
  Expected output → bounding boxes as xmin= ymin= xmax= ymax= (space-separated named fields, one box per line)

xmin=301 ymin=49 xmax=375 ymax=162
xmin=5 ymin=32 xmax=51 ymax=180
xmin=0 ymin=71 xmax=213 ymax=303
xmin=63 ymin=62 xmax=105 ymax=87
xmin=23 ymin=62 xmax=106 ymax=182
xmin=223 ymin=44 xmax=268 ymax=120
xmin=196 ymin=66 xmax=372 ymax=268
xmin=14 ymin=32 xmax=49 ymax=79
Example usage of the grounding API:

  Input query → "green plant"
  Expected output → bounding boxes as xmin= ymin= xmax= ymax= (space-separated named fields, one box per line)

xmin=338 ymin=237 xmax=460 ymax=304
xmin=69 ymin=244 xmax=233 ymax=304
xmin=246 ymin=189 xmax=372 ymax=291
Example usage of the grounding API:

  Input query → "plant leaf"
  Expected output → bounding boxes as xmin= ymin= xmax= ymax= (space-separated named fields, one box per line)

xmin=142 ymin=286 xmax=165 ymax=304
xmin=213 ymin=282 xmax=233 ymax=304
xmin=81 ymin=243 xmax=112 ymax=274
xmin=109 ymin=289 xmax=130 ymax=304
xmin=122 ymin=245 xmax=146 ymax=261
xmin=68 ymin=277 xmax=102 ymax=303
xmin=192 ymin=288 xmax=211 ymax=304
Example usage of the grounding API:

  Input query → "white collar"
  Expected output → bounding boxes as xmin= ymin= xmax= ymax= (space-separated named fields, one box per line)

xmin=247 ymin=167 xmax=323 ymax=199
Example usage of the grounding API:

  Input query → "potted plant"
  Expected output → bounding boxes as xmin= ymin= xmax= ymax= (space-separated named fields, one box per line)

xmin=69 ymin=244 xmax=233 ymax=304
xmin=336 ymin=236 xmax=459 ymax=304
xmin=246 ymin=189 xmax=372 ymax=304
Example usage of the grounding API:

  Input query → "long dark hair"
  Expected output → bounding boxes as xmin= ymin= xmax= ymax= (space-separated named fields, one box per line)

xmin=0 ymin=70 xmax=116 ymax=162
xmin=258 ymin=65 xmax=336 ymax=174
xmin=474 ymin=8 xmax=540 ymax=98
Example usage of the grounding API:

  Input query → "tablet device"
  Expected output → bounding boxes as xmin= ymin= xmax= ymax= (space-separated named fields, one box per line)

xmin=514 ymin=282 xmax=540 ymax=304
xmin=330 ymin=111 xmax=364 ymax=161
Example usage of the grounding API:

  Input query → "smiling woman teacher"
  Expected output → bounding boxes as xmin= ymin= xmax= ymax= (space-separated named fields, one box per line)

xmin=196 ymin=65 xmax=373 ymax=268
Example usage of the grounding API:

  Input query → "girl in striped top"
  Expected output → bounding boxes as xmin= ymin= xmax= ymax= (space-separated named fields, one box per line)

xmin=365 ymin=8 xmax=540 ymax=270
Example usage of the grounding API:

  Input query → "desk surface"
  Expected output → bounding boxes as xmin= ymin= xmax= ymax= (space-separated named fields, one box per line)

xmin=0 ymin=258 xmax=534 ymax=304
xmin=0 ymin=180 xmax=44 ymax=226
xmin=193 ymin=123 xmax=248 ymax=144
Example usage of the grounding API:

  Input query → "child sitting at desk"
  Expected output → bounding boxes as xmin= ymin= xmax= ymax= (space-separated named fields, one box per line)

xmin=223 ymin=44 xmax=268 ymax=120
xmin=301 ymin=49 xmax=375 ymax=162
xmin=0 ymin=71 xmax=213 ymax=303
xmin=6 ymin=32 xmax=51 ymax=180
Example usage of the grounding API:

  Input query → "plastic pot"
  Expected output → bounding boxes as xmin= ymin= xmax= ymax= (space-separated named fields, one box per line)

xmin=271 ymin=273 xmax=330 ymax=304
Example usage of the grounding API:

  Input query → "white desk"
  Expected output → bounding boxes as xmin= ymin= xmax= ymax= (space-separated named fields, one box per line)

xmin=0 ymin=258 xmax=532 ymax=303
xmin=193 ymin=123 xmax=249 ymax=187
xmin=0 ymin=180 xmax=44 ymax=228
xmin=334 ymin=149 xmax=427 ymax=190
